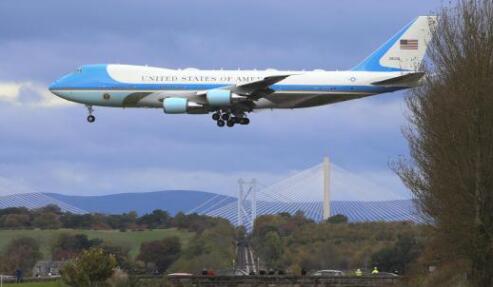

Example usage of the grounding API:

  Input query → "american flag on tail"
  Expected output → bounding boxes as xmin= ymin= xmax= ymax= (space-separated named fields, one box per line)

xmin=400 ymin=39 xmax=419 ymax=50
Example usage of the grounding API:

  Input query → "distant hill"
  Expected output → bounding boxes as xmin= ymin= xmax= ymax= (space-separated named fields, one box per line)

xmin=45 ymin=190 xmax=235 ymax=215
xmin=1 ymin=191 xmax=418 ymax=223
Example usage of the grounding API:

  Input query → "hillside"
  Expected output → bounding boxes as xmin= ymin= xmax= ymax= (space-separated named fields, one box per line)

xmin=45 ymin=190 xmax=235 ymax=215
xmin=0 ymin=228 xmax=193 ymax=259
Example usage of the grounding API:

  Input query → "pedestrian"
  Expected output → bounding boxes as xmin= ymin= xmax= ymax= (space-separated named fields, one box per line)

xmin=371 ymin=267 xmax=379 ymax=275
xmin=355 ymin=268 xmax=363 ymax=276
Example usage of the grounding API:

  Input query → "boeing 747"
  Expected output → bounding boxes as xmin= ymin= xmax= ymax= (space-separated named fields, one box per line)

xmin=49 ymin=16 xmax=436 ymax=127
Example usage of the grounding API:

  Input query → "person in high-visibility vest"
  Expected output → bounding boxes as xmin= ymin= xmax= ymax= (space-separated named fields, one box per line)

xmin=355 ymin=268 xmax=363 ymax=276
xmin=371 ymin=267 xmax=379 ymax=275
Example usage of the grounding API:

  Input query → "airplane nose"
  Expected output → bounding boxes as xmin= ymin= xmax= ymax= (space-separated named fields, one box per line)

xmin=48 ymin=80 xmax=58 ymax=91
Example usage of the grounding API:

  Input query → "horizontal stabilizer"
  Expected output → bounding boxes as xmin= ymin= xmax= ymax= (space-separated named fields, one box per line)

xmin=371 ymin=72 xmax=425 ymax=87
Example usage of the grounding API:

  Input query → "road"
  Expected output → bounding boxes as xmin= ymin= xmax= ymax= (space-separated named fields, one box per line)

xmin=235 ymin=241 xmax=257 ymax=274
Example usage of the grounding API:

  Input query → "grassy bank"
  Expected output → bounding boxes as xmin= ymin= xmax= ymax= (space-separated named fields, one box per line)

xmin=0 ymin=228 xmax=193 ymax=259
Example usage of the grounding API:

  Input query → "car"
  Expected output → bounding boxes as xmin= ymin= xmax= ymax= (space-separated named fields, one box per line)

xmin=311 ymin=270 xmax=345 ymax=277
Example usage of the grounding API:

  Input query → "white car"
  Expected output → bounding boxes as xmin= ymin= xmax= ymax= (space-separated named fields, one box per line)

xmin=312 ymin=270 xmax=345 ymax=277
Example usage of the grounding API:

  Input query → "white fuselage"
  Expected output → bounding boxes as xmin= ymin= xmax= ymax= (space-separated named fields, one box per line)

xmin=49 ymin=64 xmax=407 ymax=110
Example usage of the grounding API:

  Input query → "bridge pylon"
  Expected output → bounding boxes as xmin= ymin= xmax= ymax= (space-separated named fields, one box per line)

xmin=237 ymin=179 xmax=257 ymax=230
xmin=323 ymin=156 xmax=331 ymax=220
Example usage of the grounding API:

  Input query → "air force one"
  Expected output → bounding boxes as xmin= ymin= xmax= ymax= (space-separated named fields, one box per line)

xmin=49 ymin=16 xmax=436 ymax=127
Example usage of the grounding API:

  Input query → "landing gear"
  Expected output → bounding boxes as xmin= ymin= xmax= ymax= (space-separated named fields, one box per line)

xmin=86 ymin=105 xmax=95 ymax=123
xmin=221 ymin=113 xmax=231 ymax=121
xmin=211 ymin=110 xmax=250 ymax=128
xmin=239 ymin=118 xmax=250 ymax=125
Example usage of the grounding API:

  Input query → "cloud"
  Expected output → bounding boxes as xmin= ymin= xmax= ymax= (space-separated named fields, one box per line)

xmin=0 ymin=175 xmax=34 ymax=195
xmin=0 ymin=83 xmax=21 ymax=103
xmin=0 ymin=81 xmax=73 ymax=107
xmin=0 ymin=160 xmax=408 ymax=202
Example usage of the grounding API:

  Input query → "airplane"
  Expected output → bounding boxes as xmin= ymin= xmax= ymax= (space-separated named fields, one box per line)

xmin=49 ymin=16 xmax=436 ymax=128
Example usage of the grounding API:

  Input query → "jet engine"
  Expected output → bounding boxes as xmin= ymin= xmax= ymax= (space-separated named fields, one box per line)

xmin=206 ymin=89 xmax=246 ymax=107
xmin=163 ymin=97 xmax=206 ymax=114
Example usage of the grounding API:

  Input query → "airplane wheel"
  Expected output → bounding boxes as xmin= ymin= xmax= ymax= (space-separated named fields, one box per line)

xmin=217 ymin=120 xmax=225 ymax=127
xmin=212 ymin=113 xmax=220 ymax=121
xmin=233 ymin=117 xmax=242 ymax=124
xmin=87 ymin=115 xmax=96 ymax=123
xmin=227 ymin=120 xmax=235 ymax=127
xmin=240 ymin=118 xmax=250 ymax=125
xmin=221 ymin=113 xmax=230 ymax=121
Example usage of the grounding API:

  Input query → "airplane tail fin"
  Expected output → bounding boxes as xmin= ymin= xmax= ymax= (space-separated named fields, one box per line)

xmin=352 ymin=16 xmax=437 ymax=72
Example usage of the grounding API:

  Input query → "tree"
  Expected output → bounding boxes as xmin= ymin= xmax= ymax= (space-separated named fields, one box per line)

xmin=1 ymin=213 xmax=31 ymax=228
xmin=257 ymin=231 xmax=284 ymax=269
xmin=52 ymin=233 xmax=102 ymax=260
xmin=168 ymin=221 xmax=236 ymax=274
xmin=137 ymin=236 xmax=181 ymax=273
xmin=326 ymin=214 xmax=348 ymax=224
xmin=61 ymin=247 xmax=117 ymax=287
xmin=1 ymin=237 xmax=41 ymax=275
xmin=394 ymin=1 xmax=493 ymax=285
xmin=32 ymin=212 xmax=61 ymax=229
xmin=370 ymin=234 xmax=422 ymax=274
xmin=138 ymin=209 xmax=171 ymax=229
xmin=100 ymin=243 xmax=131 ymax=270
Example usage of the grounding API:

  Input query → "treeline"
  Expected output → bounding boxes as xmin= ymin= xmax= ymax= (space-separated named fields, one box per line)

xmin=0 ymin=205 xmax=222 ymax=232
xmin=0 ymin=212 xmax=236 ymax=278
xmin=251 ymin=212 xmax=424 ymax=275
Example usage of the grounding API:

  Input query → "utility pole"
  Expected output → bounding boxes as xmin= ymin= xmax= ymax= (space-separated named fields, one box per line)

xmin=323 ymin=156 xmax=331 ymax=220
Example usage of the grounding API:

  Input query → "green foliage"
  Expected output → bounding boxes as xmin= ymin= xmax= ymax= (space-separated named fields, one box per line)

xmin=51 ymin=233 xmax=102 ymax=260
xmin=252 ymin=213 xmax=424 ymax=273
xmin=61 ymin=247 xmax=117 ymax=287
xmin=0 ymin=236 xmax=42 ymax=275
xmin=169 ymin=220 xmax=236 ymax=273
xmin=137 ymin=236 xmax=181 ymax=272
xmin=137 ymin=210 xmax=171 ymax=229
xmin=0 ymin=228 xmax=193 ymax=260
xmin=2 ymin=282 xmax=62 ymax=287
xmin=258 ymin=231 xmax=284 ymax=269
xmin=326 ymin=214 xmax=348 ymax=224
xmin=370 ymin=233 xmax=422 ymax=273
xmin=0 ymin=206 xmax=231 ymax=237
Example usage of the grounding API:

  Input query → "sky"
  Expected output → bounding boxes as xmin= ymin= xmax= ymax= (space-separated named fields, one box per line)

xmin=0 ymin=0 xmax=446 ymax=200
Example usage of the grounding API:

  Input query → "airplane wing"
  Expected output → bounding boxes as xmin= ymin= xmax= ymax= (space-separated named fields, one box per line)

xmin=371 ymin=72 xmax=425 ymax=87
xmin=195 ymin=75 xmax=292 ymax=102
xmin=230 ymin=75 xmax=291 ymax=99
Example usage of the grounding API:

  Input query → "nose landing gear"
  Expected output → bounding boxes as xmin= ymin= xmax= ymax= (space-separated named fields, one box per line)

xmin=86 ymin=105 xmax=96 ymax=123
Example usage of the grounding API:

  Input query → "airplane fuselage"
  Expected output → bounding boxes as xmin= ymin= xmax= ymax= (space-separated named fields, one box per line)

xmin=49 ymin=16 xmax=435 ymax=126
xmin=49 ymin=64 xmax=406 ymax=110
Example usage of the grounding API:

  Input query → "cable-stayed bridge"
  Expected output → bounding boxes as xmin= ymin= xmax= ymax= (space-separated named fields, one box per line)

xmin=0 ymin=192 xmax=87 ymax=214
xmin=189 ymin=158 xmax=420 ymax=230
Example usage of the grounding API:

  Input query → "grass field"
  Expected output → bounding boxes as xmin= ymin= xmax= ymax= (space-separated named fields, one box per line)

xmin=0 ymin=228 xmax=193 ymax=259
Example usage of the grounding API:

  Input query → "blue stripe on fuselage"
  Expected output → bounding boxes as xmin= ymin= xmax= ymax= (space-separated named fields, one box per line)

xmin=49 ymin=64 xmax=403 ymax=94
xmin=51 ymin=83 xmax=402 ymax=94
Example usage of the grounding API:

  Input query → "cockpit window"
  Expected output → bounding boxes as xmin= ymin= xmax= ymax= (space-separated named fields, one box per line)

xmin=75 ymin=68 xmax=82 ymax=73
